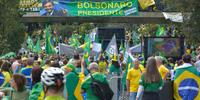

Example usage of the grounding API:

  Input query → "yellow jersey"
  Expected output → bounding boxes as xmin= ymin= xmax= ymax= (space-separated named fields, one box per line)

xmin=127 ymin=68 xmax=143 ymax=92
xmin=1 ymin=71 xmax=11 ymax=87
xmin=158 ymin=65 xmax=169 ymax=80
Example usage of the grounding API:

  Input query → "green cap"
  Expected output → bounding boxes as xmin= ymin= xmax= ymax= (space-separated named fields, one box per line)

xmin=65 ymin=63 xmax=76 ymax=71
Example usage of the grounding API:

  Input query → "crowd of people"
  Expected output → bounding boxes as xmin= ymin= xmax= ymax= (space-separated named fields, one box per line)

xmin=0 ymin=45 xmax=199 ymax=100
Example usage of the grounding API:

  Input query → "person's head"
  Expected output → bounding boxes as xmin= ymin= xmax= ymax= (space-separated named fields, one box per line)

xmin=34 ymin=61 xmax=41 ymax=67
xmin=26 ymin=58 xmax=34 ymax=66
xmin=15 ymin=56 xmax=21 ymax=61
xmin=182 ymin=54 xmax=192 ymax=63
xmin=43 ymin=0 xmax=54 ymax=13
xmin=74 ymin=59 xmax=81 ymax=68
xmin=21 ymin=57 xmax=28 ymax=66
xmin=62 ymin=59 xmax=68 ymax=65
xmin=45 ymin=59 xmax=51 ymax=66
xmin=168 ymin=57 xmax=174 ymax=64
xmin=133 ymin=59 xmax=140 ymax=69
xmin=177 ymin=60 xmax=183 ymax=66
xmin=50 ymin=61 xmax=60 ymax=68
xmin=73 ymin=53 xmax=80 ymax=60
xmin=1 ymin=61 xmax=11 ymax=72
xmin=64 ymin=63 xmax=76 ymax=74
xmin=10 ymin=74 xmax=26 ymax=92
xmin=155 ymin=56 xmax=163 ymax=67
xmin=145 ymin=57 xmax=161 ymax=83
xmin=34 ymin=55 xmax=39 ymax=61
xmin=41 ymin=67 xmax=64 ymax=95
xmin=31 ymin=67 xmax=43 ymax=85
xmin=88 ymin=62 xmax=99 ymax=73
xmin=99 ymin=55 xmax=105 ymax=61
xmin=112 ymin=55 xmax=119 ymax=68
xmin=119 ymin=54 xmax=124 ymax=62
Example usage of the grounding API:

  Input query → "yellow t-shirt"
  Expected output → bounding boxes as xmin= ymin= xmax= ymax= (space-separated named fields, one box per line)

xmin=98 ymin=61 xmax=107 ymax=73
xmin=126 ymin=68 xmax=143 ymax=92
xmin=1 ymin=71 xmax=11 ymax=87
xmin=158 ymin=65 xmax=169 ymax=80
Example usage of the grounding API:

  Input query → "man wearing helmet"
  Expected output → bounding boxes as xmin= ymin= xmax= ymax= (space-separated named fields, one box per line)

xmin=41 ymin=67 xmax=65 ymax=100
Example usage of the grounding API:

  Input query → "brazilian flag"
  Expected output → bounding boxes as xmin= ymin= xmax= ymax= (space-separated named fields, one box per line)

xmin=174 ymin=65 xmax=200 ymax=100
xmin=66 ymin=71 xmax=83 ymax=100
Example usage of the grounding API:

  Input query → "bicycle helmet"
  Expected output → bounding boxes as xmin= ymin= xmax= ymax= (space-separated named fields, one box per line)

xmin=41 ymin=67 xmax=64 ymax=86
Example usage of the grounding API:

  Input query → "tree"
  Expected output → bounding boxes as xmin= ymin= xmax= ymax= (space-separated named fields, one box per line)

xmin=165 ymin=0 xmax=200 ymax=44
xmin=0 ymin=0 xmax=25 ymax=55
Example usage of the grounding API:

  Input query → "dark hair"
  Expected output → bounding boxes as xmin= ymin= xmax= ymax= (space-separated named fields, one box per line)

xmin=27 ymin=59 xmax=34 ymax=66
xmin=12 ymin=74 xmax=26 ymax=92
xmin=50 ymin=61 xmax=60 ymax=68
xmin=177 ymin=60 xmax=183 ymax=66
xmin=42 ymin=0 xmax=54 ymax=7
xmin=15 ymin=56 xmax=21 ymax=60
xmin=1 ymin=61 xmax=11 ymax=72
xmin=168 ymin=57 xmax=174 ymax=64
xmin=45 ymin=59 xmax=51 ymax=65
xmin=34 ymin=55 xmax=38 ymax=61
xmin=31 ymin=67 xmax=43 ymax=85
xmin=182 ymin=54 xmax=191 ymax=63
xmin=99 ymin=55 xmax=105 ymax=61
xmin=75 ymin=60 xmax=81 ymax=68
xmin=63 ymin=59 xmax=68 ymax=65
xmin=74 ymin=54 xmax=80 ymax=60
xmin=112 ymin=61 xmax=120 ymax=68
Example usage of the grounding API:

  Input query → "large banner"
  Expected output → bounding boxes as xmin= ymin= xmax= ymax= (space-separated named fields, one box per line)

xmin=144 ymin=37 xmax=184 ymax=60
xmin=58 ymin=43 xmax=83 ymax=57
xmin=19 ymin=0 xmax=42 ymax=12
xmin=40 ymin=0 xmax=138 ymax=16
xmin=147 ymin=38 xmax=181 ymax=57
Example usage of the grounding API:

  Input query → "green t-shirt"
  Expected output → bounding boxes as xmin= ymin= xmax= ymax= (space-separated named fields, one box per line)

xmin=139 ymin=74 xmax=163 ymax=92
xmin=109 ymin=64 xmax=120 ymax=75
xmin=81 ymin=72 xmax=108 ymax=100
xmin=44 ymin=95 xmax=65 ymax=100
xmin=65 ymin=71 xmax=79 ymax=100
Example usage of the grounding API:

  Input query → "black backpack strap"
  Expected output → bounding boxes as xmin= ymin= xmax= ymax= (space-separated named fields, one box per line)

xmin=87 ymin=69 xmax=95 ymax=81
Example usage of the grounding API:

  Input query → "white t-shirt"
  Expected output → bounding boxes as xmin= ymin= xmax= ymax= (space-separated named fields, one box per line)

xmin=195 ymin=60 xmax=200 ymax=72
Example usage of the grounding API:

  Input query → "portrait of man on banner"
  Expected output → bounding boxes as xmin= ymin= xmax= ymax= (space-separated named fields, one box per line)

xmin=40 ymin=0 xmax=67 ymax=16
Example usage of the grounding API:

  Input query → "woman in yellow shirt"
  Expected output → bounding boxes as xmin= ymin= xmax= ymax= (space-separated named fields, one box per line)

xmin=1 ymin=61 xmax=11 ymax=87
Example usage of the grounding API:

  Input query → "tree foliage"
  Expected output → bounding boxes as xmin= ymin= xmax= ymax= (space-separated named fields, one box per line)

xmin=165 ymin=0 xmax=200 ymax=44
xmin=0 ymin=0 xmax=26 ymax=55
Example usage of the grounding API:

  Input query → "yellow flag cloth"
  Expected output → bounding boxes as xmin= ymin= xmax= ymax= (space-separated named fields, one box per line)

xmin=139 ymin=0 xmax=155 ymax=9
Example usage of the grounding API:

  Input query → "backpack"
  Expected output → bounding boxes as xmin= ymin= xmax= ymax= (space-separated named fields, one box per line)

xmin=89 ymin=72 xmax=114 ymax=100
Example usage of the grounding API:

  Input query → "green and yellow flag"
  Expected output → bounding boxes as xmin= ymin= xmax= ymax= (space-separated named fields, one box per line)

xmin=33 ymin=37 xmax=42 ymax=54
xmin=69 ymin=34 xmax=81 ymax=49
xmin=119 ymin=40 xmax=124 ymax=54
xmin=27 ymin=36 xmax=34 ymax=51
xmin=174 ymin=65 xmax=200 ymax=100
xmin=139 ymin=0 xmax=155 ymax=9
xmin=45 ymin=26 xmax=56 ymax=54
xmin=83 ymin=34 xmax=91 ymax=66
